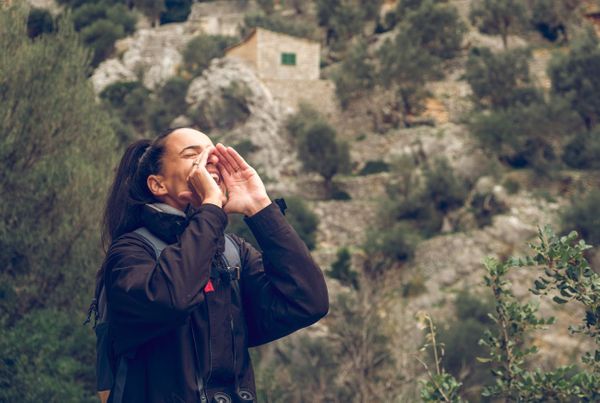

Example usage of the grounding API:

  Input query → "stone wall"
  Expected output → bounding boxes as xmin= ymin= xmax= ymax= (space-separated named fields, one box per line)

xmin=263 ymin=78 xmax=338 ymax=118
xmin=256 ymin=28 xmax=320 ymax=81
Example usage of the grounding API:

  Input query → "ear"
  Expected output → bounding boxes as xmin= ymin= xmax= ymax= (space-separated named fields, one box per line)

xmin=147 ymin=174 xmax=168 ymax=197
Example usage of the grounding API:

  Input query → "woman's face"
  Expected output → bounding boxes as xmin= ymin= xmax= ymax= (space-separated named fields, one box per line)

xmin=149 ymin=128 xmax=227 ymax=210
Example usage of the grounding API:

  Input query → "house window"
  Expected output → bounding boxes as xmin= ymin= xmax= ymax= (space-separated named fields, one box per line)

xmin=281 ymin=52 xmax=296 ymax=66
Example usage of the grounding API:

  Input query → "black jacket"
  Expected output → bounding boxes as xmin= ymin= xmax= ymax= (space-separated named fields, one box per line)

xmin=103 ymin=202 xmax=329 ymax=402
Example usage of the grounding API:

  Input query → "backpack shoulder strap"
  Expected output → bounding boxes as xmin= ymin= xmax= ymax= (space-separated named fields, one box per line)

xmin=223 ymin=233 xmax=242 ymax=270
xmin=133 ymin=227 xmax=167 ymax=259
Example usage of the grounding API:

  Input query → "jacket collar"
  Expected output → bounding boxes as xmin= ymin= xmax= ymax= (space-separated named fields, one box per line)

xmin=140 ymin=203 xmax=225 ymax=252
xmin=140 ymin=203 xmax=189 ymax=245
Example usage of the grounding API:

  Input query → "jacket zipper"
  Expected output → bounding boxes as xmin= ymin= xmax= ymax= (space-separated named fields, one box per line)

xmin=190 ymin=322 xmax=208 ymax=402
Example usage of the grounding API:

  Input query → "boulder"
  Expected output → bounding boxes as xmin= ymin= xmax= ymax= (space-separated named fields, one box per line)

xmin=91 ymin=59 xmax=137 ymax=94
xmin=186 ymin=58 xmax=299 ymax=182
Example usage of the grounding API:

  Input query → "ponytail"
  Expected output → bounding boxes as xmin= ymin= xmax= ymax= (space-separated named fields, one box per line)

xmin=101 ymin=128 xmax=177 ymax=250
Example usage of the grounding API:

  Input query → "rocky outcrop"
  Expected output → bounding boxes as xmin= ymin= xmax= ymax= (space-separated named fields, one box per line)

xmin=92 ymin=23 xmax=198 ymax=93
xmin=186 ymin=58 xmax=299 ymax=184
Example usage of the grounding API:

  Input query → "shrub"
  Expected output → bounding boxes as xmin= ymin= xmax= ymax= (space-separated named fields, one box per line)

xmin=149 ymin=77 xmax=190 ymax=132
xmin=358 ymin=160 xmax=390 ymax=176
xmin=502 ymin=177 xmax=520 ymax=194
xmin=283 ymin=197 xmax=319 ymax=250
xmin=182 ymin=34 xmax=237 ymax=77
xmin=286 ymin=103 xmax=322 ymax=140
xmin=561 ymin=189 xmax=600 ymax=247
xmin=562 ymin=127 xmax=600 ymax=170
xmin=297 ymin=120 xmax=351 ymax=192
xmin=190 ymin=81 xmax=251 ymax=133
xmin=0 ymin=309 xmax=96 ymax=402
xmin=27 ymin=8 xmax=54 ymax=38
xmin=422 ymin=158 xmax=468 ymax=214
xmin=469 ymin=100 xmax=581 ymax=170
xmin=549 ymin=28 xmax=600 ymax=130
xmin=402 ymin=273 xmax=427 ymax=297
xmin=160 ymin=0 xmax=192 ymax=24
xmin=231 ymin=139 xmax=259 ymax=158
xmin=100 ymin=80 xmax=144 ymax=108
xmin=530 ymin=0 xmax=573 ymax=42
xmin=241 ymin=12 xmax=318 ymax=40
xmin=80 ymin=19 xmax=125 ymax=66
xmin=326 ymin=247 xmax=359 ymax=290
xmin=227 ymin=196 xmax=319 ymax=250
xmin=363 ymin=222 xmax=419 ymax=274
xmin=316 ymin=0 xmax=381 ymax=46
xmin=437 ymin=290 xmax=497 ymax=395
xmin=100 ymin=80 xmax=154 ymax=134
xmin=330 ymin=187 xmax=352 ymax=201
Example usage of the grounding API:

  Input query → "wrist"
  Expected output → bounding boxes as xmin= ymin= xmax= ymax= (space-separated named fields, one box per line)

xmin=202 ymin=196 xmax=223 ymax=209
xmin=244 ymin=197 xmax=271 ymax=217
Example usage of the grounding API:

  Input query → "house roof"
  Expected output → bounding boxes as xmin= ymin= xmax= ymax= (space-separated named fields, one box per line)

xmin=224 ymin=27 xmax=319 ymax=55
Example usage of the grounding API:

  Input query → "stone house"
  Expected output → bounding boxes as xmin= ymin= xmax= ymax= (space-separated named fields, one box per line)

xmin=225 ymin=27 xmax=337 ymax=117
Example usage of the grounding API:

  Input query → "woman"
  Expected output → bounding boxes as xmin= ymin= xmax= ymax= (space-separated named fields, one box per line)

xmin=96 ymin=127 xmax=329 ymax=402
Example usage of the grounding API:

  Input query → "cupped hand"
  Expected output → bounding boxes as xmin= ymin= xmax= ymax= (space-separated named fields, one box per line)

xmin=214 ymin=143 xmax=270 ymax=216
xmin=185 ymin=146 xmax=224 ymax=208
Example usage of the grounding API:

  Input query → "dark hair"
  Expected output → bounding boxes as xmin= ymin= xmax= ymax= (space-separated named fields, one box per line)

xmin=101 ymin=129 xmax=176 ymax=250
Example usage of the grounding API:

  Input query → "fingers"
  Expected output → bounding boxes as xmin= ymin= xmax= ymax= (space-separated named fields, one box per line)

xmin=215 ymin=143 xmax=250 ymax=173
xmin=215 ymin=144 xmax=235 ymax=175
xmin=228 ymin=146 xmax=250 ymax=170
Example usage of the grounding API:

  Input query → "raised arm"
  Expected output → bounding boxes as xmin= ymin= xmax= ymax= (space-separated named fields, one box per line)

xmin=236 ymin=203 xmax=329 ymax=347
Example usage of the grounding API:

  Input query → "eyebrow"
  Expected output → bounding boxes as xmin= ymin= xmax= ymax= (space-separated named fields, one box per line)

xmin=179 ymin=145 xmax=206 ymax=155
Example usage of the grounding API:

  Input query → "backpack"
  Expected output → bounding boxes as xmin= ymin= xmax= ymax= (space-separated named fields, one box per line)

xmin=85 ymin=227 xmax=242 ymax=403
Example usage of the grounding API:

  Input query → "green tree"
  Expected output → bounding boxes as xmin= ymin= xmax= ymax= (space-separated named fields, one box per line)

xmin=465 ymin=47 xmax=540 ymax=110
xmin=379 ymin=31 xmax=441 ymax=125
xmin=549 ymin=28 xmax=600 ymax=130
xmin=297 ymin=121 xmax=351 ymax=194
xmin=0 ymin=6 xmax=116 ymax=399
xmin=316 ymin=0 xmax=382 ymax=46
xmin=72 ymin=2 xmax=137 ymax=66
xmin=403 ymin=0 xmax=466 ymax=60
xmin=333 ymin=40 xmax=375 ymax=108
xmin=182 ymin=34 xmax=237 ymax=77
xmin=470 ymin=0 xmax=528 ymax=49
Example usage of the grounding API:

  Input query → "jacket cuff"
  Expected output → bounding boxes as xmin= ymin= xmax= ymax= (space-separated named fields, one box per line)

xmin=192 ymin=203 xmax=228 ymax=229
xmin=244 ymin=202 xmax=287 ymax=237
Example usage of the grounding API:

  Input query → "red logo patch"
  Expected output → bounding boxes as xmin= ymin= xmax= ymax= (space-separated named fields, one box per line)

xmin=204 ymin=280 xmax=215 ymax=293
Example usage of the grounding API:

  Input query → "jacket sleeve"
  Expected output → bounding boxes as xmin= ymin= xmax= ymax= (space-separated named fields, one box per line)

xmin=237 ymin=202 xmax=329 ymax=347
xmin=105 ymin=204 xmax=227 ymax=351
